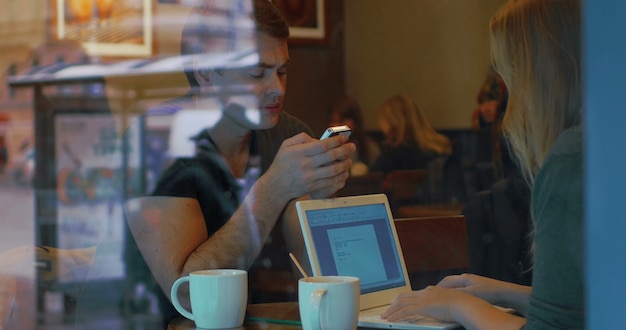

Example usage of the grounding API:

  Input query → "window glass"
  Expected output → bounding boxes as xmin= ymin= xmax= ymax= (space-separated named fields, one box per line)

xmin=0 ymin=1 xmax=534 ymax=328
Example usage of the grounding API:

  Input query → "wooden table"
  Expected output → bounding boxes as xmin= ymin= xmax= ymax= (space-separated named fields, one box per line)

xmin=168 ymin=302 xmax=379 ymax=329
xmin=396 ymin=203 xmax=464 ymax=218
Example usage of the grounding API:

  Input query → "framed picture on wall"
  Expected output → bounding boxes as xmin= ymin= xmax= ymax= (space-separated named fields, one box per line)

xmin=55 ymin=0 xmax=153 ymax=57
xmin=273 ymin=0 xmax=328 ymax=44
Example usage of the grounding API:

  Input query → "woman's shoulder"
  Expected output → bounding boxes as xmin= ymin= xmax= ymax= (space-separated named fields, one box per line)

xmin=532 ymin=125 xmax=583 ymax=221
xmin=535 ymin=126 xmax=583 ymax=184
xmin=545 ymin=126 xmax=583 ymax=159
xmin=536 ymin=125 xmax=583 ymax=176
xmin=527 ymin=125 xmax=585 ymax=329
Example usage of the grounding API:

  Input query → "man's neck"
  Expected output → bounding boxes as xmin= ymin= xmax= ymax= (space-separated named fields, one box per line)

xmin=208 ymin=121 xmax=251 ymax=157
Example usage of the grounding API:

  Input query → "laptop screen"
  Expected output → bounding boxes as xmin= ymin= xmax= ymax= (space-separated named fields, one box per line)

xmin=303 ymin=202 xmax=408 ymax=294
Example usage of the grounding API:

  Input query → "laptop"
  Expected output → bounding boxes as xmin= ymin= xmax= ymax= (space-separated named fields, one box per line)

xmin=295 ymin=193 xmax=460 ymax=329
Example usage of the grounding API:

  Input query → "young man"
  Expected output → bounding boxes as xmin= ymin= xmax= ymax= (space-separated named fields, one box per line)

xmin=124 ymin=0 xmax=355 ymax=326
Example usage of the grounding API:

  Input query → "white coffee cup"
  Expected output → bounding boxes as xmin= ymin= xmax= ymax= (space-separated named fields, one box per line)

xmin=298 ymin=276 xmax=360 ymax=330
xmin=171 ymin=269 xmax=247 ymax=329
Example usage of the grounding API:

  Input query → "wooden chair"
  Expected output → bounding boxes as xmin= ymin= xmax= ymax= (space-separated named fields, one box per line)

xmin=394 ymin=215 xmax=469 ymax=288
xmin=386 ymin=169 xmax=428 ymax=215
xmin=336 ymin=171 xmax=385 ymax=197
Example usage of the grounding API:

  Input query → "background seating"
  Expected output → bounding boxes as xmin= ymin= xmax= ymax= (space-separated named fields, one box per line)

xmin=385 ymin=167 xmax=465 ymax=218
xmin=396 ymin=203 xmax=464 ymax=218
xmin=394 ymin=215 xmax=469 ymax=289
xmin=336 ymin=171 xmax=385 ymax=197
xmin=385 ymin=169 xmax=428 ymax=215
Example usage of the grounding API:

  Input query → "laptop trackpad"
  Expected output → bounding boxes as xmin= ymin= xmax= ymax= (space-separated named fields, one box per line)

xmin=358 ymin=306 xmax=460 ymax=329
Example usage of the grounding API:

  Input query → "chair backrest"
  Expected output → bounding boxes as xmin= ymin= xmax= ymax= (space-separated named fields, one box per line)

xmin=386 ymin=169 xmax=428 ymax=214
xmin=336 ymin=171 xmax=385 ymax=197
xmin=387 ymin=169 xmax=428 ymax=201
xmin=394 ymin=215 xmax=469 ymax=274
xmin=425 ymin=156 xmax=448 ymax=204
xmin=425 ymin=154 xmax=467 ymax=204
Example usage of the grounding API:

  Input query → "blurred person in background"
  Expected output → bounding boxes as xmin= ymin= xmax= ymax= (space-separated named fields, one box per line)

xmin=371 ymin=94 xmax=452 ymax=174
xmin=464 ymin=69 xmax=533 ymax=287
xmin=472 ymin=66 xmax=509 ymax=178
xmin=328 ymin=95 xmax=380 ymax=176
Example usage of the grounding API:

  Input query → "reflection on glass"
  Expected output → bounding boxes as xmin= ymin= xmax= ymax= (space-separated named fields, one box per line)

xmin=95 ymin=0 xmax=113 ymax=26
xmin=0 ymin=0 xmax=518 ymax=329
xmin=69 ymin=0 xmax=93 ymax=26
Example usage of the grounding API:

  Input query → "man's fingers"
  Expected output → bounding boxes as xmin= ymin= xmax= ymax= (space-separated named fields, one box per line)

xmin=282 ymin=132 xmax=314 ymax=147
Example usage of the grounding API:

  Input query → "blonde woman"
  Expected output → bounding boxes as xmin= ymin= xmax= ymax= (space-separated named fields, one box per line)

xmin=382 ymin=0 xmax=584 ymax=328
xmin=371 ymin=94 xmax=452 ymax=174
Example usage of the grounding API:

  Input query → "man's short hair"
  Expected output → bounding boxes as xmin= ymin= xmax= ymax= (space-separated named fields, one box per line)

xmin=181 ymin=0 xmax=290 ymax=88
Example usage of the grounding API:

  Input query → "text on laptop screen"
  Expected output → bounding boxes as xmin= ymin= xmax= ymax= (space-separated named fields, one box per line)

xmin=304 ymin=202 xmax=407 ymax=294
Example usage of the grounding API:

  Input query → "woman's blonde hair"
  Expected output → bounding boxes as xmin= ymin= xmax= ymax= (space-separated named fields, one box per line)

xmin=377 ymin=94 xmax=452 ymax=155
xmin=491 ymin=0 xmax=582 ymax=185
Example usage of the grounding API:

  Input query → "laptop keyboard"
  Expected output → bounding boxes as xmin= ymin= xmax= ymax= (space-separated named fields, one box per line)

xmin=361 ymin=314 xmax=427 ymax=323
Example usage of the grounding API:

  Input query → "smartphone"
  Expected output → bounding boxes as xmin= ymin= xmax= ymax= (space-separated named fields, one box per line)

xmin=320 ymin=125 xmax=352 ymax=140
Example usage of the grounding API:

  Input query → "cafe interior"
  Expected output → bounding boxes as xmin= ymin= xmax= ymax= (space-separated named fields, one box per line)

xmin=0 ymin=0 xmax=623 ymax=329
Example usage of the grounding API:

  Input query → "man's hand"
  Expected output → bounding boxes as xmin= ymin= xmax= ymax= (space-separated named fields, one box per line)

xmin=263 ymin=132 xmax=355 ymax=200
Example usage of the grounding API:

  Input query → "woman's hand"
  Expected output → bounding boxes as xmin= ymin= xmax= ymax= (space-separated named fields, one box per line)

xmin=438 ymin=274 xmax=511 ymax=302
xmin=381 ymin=285 xmax=527 ymax=330
xmin=381 ymin=285 xmax=477 ymax=323
xmin=437 ymin=274 xmax=531 ymax=314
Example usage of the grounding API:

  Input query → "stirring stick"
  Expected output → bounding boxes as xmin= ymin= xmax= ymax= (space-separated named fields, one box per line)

xmin=289 ymin=253 xmax=309 ymax=280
